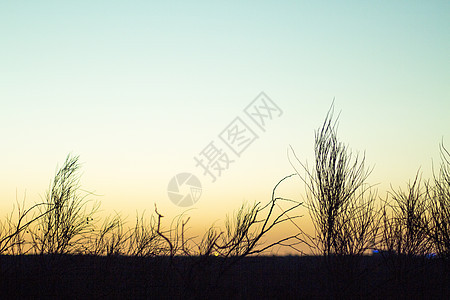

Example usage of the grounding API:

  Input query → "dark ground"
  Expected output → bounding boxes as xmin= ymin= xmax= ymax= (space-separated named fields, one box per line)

xmin=0 ymin=254 xmax=449 ymax=299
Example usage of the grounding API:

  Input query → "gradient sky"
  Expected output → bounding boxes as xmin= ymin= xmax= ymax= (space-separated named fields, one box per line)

xmin=1 ymin=1 xmax=449 ymax=252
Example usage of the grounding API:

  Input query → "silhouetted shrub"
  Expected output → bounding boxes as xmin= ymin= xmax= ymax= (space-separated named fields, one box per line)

xmin=31 ymin=154 xmax=98 ymax=254
xmin=290 ymin=104 xmax=380 ymax=298
xmin=429 ymin=143 xmax=450 ymax=259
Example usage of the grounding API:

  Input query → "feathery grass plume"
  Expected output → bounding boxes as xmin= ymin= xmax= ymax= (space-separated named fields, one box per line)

xmin=428 ymin=143 xmax=450 ymax=258
xmin=382 ymin=172 xmax=431 ymax=257
xmin=290 ymin=103 xmax=378 ymax=257
xmin=289 ymin=103 xmax=380 ymax=298
xmin=31 ymin=154 xmax=98 ymax=255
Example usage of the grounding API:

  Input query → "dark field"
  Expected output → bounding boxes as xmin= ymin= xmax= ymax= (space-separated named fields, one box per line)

xmin=1 ymin=254 xmax=449 ymax=299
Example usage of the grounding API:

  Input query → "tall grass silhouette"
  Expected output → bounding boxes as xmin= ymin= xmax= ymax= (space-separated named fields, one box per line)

xmin=29 ymin=154 xmax=98 ymax=255
xmin=291 ymin=105 xmax=379 ymax=257
xmin=429 ymin=143 xmax=450 ymax=259
xmin=289 ymin=104 xmax=380 ymax=297
xmin=0 ymin=106 xmax=449 ymax=298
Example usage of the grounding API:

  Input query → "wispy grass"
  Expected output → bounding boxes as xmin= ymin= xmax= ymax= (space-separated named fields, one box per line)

xmin=0 ymin=107 xmax=449 ymax=298
xmin=29 ymin=154 xmax=98 ymax=255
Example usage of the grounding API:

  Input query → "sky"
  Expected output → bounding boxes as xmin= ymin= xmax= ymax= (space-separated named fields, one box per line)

xmin=1 ymin=1 xmax=449 ymax=253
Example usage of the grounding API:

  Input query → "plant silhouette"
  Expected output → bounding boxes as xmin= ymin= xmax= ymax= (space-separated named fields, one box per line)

xmin=0 ymin=107 xmax=449 ymax=298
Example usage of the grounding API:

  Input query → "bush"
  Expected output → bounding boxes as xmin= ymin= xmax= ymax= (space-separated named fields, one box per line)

xmin=31 ymin=154 xmax=98 ymax=254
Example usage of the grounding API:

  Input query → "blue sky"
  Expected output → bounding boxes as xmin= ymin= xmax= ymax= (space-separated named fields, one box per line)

xmin=1 ymin=1 xmax=449 ymax=240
